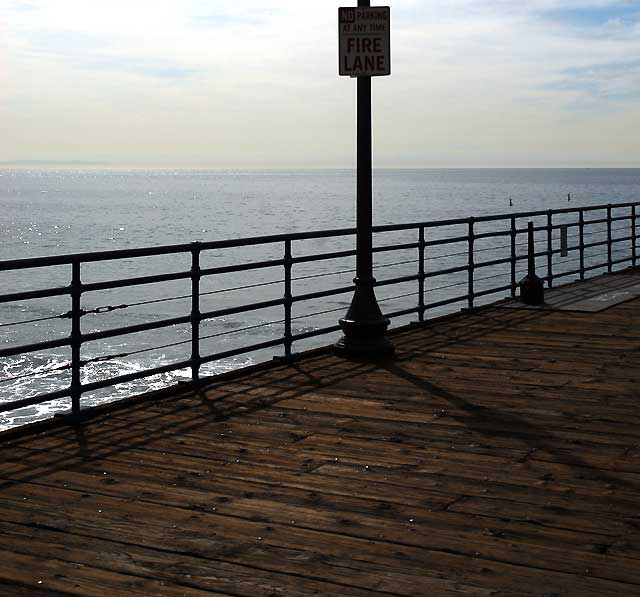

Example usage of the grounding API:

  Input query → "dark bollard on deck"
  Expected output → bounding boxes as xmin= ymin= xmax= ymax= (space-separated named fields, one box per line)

xmin=519 ymin=221 xmax=545 ymax=305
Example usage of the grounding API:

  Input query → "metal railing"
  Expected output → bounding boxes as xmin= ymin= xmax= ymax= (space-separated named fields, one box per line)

xmin=1 ymin=201 xmax=638 ymax=420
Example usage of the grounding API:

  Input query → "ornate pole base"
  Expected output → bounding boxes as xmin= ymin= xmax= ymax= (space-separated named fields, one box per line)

xmin=335 ymin=277 xmax=394 ymax=358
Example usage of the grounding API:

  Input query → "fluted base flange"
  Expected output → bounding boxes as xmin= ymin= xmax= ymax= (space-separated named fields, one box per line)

xmin=334 ymin=277 xmax=394 ymax=358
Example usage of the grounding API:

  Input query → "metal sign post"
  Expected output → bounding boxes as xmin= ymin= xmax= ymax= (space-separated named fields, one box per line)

xmin=335 ymin=1 xmax=393 ymax=358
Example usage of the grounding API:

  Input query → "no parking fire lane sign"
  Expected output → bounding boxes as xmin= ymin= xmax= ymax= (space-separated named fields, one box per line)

xmin=339 ymin=6 xmax=390 ymax=77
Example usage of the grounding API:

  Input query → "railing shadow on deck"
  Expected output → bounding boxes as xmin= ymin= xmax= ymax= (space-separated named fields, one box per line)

xmin=0 ymin=299 xmax=614 ymax=491
xmin=1 ymin=291 xmax=639 ymax=527
xmin=0 ymin=356 xmax=376 ymax=490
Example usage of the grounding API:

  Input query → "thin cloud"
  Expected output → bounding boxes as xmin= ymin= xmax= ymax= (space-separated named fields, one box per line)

xmin=8 ymin=1 xmax=39 ymax=11
xmin=191 ymin=12 xmax=270 ymax=28
xmin=538 ymin=3 xmax=639 ymax=33
xmin=22 ymin=30 xmax=199 ymax=80
xmin=548 ymin=59 xmax=640 ymax=103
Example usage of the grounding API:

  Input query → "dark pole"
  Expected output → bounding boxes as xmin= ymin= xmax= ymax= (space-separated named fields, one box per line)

xmin=357 ymin=74 xmax=372 ymax=287
xmin=70 ymin=259 xmax=82 ymax=417
xmin=335 ymin=0 xmax=393 ymax=358
xmin=528 ymin=221 xmax=536 ymax=276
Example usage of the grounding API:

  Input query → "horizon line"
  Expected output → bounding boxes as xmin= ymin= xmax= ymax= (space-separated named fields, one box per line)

xmin=2 ymin=160 xmax=640 ymax=170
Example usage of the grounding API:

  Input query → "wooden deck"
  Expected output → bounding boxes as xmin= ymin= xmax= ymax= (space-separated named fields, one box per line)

xmin=1 ymin=272 xmax=640 ymax=596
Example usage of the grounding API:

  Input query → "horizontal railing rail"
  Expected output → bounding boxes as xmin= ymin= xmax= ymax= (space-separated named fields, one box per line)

xmin=1 ymin=201 xmax=638 ymax=422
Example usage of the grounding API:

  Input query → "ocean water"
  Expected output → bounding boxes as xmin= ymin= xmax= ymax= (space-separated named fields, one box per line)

xmin=2 ymin=167 xmax=639 ymax=429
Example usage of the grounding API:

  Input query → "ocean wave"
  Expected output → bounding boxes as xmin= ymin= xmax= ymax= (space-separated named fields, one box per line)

xmin=0 ymin=353 xmax=253 ymax=431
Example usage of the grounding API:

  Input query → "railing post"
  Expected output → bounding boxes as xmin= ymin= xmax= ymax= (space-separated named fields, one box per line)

xmin=190 ymin=243 xmax=201 ymax=383
xmin=546 ymin=210 xmax=553 ymax=288
xmin=283 ymin=239 xmax=293 ymax=359
xmin=467 ymin=217 xmax=475 ymax=311
xmin=70 ymin=259 xmax=82 ymax=417
xmin=579 ymin=209 xmax=585 ymax=280
xmin=607 ymin=204 xmax=613 ymax=273
xmin=418 ymin=226 xmax=426 ymax=324
xmin=633 ymin=204 xmax=637 ymax=268
xmin=510 ymin=216 xmax=516 ymax=298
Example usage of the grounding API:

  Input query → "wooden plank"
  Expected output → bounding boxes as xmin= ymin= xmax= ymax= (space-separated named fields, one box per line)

xmin=0 ymin=521 xmax=410 ymax=597
xmin=0 ymin=582 xmax=73 ymax=597
xmin=0 ymin=551 xmax=230 ymax=597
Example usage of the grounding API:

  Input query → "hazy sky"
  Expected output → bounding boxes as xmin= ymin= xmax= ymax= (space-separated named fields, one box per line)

xmin=1 ymin=1 xmax=639 ymax=167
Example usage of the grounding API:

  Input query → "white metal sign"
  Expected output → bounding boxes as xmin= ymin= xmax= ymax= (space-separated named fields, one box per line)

xmin=339 ymin=6 xmax=390 ymax=77
xmin=560 ymin=225 xmax=568 ymax=257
